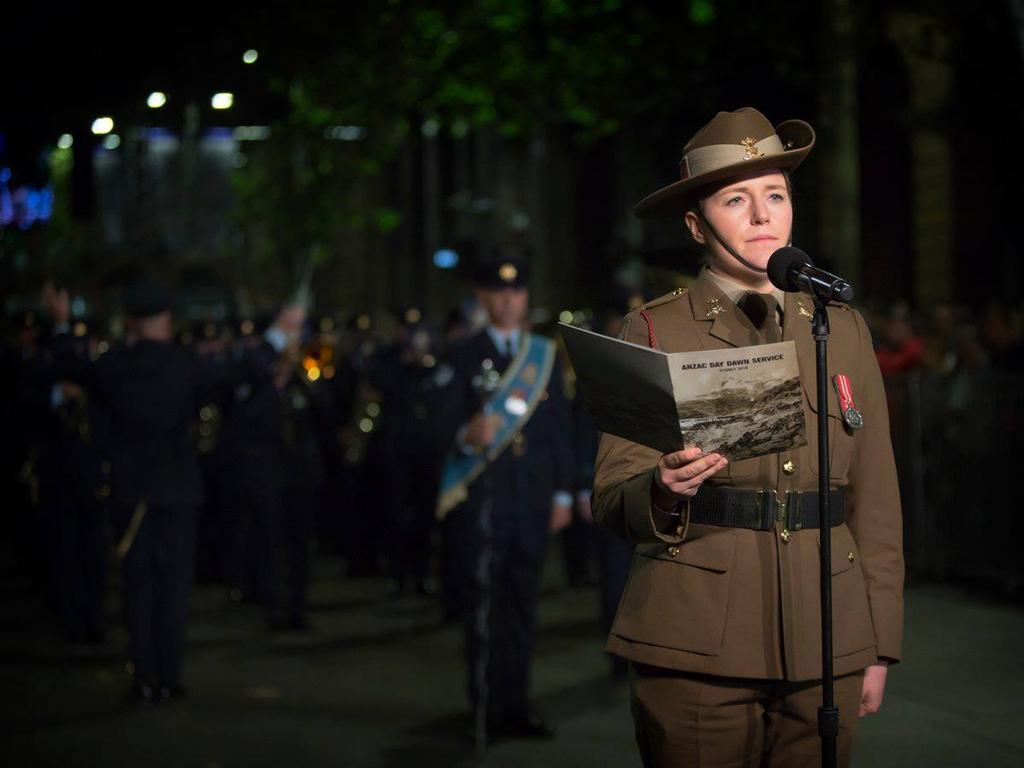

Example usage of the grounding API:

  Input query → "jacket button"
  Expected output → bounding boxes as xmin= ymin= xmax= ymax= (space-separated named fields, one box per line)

xmin=848 ymin=552 xmax=855 ymax=563
xmin=667 ymin=546 xmax=680 ymax=557
xmin=780 ymin=529 xmax=791 ymax=543
xmin=782 ymin=460 xmax=795 ymax=475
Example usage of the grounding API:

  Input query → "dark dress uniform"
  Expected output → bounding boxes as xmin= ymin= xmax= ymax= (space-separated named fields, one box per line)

xmin=215 ymin=341 xmax=326 ymax=629
xmin=560 ymin=377 xmax=597 ymax=589
xmin=438 ymin=327 xmax=573 ymax=726
xmin=571 ymin=383 xmax=633 ymax=675
xmin=35 ymin=342 xmax=111 ymax=645
xmin=277 ymin=371 xmax=326 ymax=627
xmin=54 ymin=319 xmax=279 ymax=698
xmin=363 ymin=329 xmax=445 ymax=594
xmin=215 ymin=340 xmax=288 ymax=616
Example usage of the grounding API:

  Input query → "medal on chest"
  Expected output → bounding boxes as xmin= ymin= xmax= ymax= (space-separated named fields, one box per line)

xmin=832 ymin=373 xmax=864 ymax=431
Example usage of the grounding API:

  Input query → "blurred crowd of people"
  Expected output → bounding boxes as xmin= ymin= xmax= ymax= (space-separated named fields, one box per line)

xmin=863 ymin=298 xmax=1024 ymax=594
xmin=864 ymin=299 xmax=1024 ymax=378
xmin=0 ymin=270 xmax=634 ymax=728
xmin=3 ymin=273 xmax=1022 ymax=718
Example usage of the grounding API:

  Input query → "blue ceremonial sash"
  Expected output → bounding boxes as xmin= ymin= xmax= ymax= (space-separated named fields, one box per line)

xmin=435 ymin=333 xmax=557 ymax=520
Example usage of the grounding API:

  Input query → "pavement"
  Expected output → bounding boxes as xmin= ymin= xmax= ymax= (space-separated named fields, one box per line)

xmin=2 ymin=552 xmax=1023 ymax=768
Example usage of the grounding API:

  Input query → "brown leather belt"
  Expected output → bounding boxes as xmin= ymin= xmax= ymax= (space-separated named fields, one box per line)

xmin=690 ymin=486 xmax=847 ymax=532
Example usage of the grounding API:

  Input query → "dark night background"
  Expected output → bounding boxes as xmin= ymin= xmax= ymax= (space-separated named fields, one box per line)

xmin=2 ymin=2 xmax=1023 ymax=766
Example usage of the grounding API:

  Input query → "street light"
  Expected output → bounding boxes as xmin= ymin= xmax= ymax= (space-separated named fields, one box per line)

xmin=147 ymin=92 xmax=167 ymax=109
xmin=91 ymin=117 xmax=114 ymax=135
xmin=211 ymin=92 xmax=234 ymax=110
xmin=103 ymin=135 xmax=121 ymax=150
xmin=57 ymin=134 xmax=73 ymax=149
xmin=243 ymin=49 xmax=258 ymax=64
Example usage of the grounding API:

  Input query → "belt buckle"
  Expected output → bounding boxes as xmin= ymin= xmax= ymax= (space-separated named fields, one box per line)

xmin=774 ymin=489 xmax=791 ymax=541
xmin=787 ymin=490 xmax=803 ymax=531
xmin=772 ymin=489 xmax=786 ymax=525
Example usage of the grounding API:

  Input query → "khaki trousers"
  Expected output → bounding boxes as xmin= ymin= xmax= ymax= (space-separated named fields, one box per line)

xmin=630 ymin=664 xmax=865 ymax=768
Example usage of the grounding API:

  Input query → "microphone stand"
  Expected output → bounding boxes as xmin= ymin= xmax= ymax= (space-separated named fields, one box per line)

xmin=811 ymin=297 xmax=838 ymax=768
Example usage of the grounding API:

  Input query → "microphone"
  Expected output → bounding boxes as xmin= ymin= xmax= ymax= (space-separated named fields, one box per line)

xmin=767 ymin=247 xmax=854 ymax=304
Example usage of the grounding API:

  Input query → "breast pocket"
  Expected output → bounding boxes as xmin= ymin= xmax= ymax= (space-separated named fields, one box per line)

xmin=612 ymin=533 xmax=736 ymax=655
xmin=802 ymin=377 xmax=855 ymax=483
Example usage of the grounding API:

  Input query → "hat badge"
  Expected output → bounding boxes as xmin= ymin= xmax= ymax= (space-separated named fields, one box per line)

xmin=741 ymin=137 xmax=764 ymax=160
xmin=499 ymin=263 xmax=518 ymax=283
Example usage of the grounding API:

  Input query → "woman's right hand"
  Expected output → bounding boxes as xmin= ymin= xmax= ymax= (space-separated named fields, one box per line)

xmin=653 ymin=447 xmax=728 ymax=506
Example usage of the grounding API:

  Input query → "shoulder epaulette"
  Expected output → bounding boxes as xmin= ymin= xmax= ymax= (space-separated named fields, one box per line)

xmin=639 ymin=286 xmax=688 ymax=312
xmin=618 ymin=288 xmax=689 ymax=348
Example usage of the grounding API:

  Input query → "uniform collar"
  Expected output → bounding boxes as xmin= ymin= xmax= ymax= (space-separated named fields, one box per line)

xmin=485 ymin=325 xmax=521 ymax=354
xmin=687 ymin=267 xmax=762 ymax=349
xmin=705 ymin=266 xmax=787 ymax=309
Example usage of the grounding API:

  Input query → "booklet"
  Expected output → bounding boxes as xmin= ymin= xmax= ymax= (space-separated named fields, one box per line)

xmin=560 ymin=323 xmax=807 ymax=460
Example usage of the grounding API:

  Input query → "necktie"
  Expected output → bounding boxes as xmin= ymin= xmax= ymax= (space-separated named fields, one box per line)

xmin=738 ymin=292 xmax=782 ymax=343
xmin=492 ymin=335 xmax=511 ymax=372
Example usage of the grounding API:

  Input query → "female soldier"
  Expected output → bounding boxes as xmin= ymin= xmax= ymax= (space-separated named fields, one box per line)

xmin=593 ymin=107 xmax=903 ymax=767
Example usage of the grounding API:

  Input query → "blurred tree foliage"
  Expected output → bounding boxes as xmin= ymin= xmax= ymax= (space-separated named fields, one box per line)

xmin=231 ymin=0 xmax=820 ymax=286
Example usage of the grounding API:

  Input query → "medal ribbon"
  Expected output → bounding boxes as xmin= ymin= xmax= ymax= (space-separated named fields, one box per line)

xmin=834 ymin=373 xmax=857 ymax=414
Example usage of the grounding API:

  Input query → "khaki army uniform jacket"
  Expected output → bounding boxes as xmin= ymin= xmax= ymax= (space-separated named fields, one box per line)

xmin=593 ymin=268 xmax=904 ymax=681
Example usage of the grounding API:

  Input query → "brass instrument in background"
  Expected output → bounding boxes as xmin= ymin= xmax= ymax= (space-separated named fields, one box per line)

xmin=341 ymin=384 xmax=382 ymax=467
xmin=293 ymin=315 xmax=381 ymax=468
xmin=299 ymin=319 xmax=338 ymax=384
xmin=196 ymin=403 xmax=221 ymax=456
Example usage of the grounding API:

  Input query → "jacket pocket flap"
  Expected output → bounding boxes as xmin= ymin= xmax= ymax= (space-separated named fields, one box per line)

xmin=801 ymin=374 xmax=844 ymax=419
xmin=817 ymin=526 xmax=859 ymax=575
xmin=636 ymin=533 xmax=735 ymax=573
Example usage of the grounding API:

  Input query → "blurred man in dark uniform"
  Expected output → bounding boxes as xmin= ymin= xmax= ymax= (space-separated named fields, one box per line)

xmin=569 ymin=308 xmax=635 ymax=678
xmin=436 ymin=257 xmax=573 ymax=741
xmin=363 ymin=307 xmax=445 ymax=596
xmin=215 ymin=312 xmax=325 ymax=631
xmin=338 ymin=312 xmax=389 ymax=578
xmin=1 ymin=311 xmax=45 ymax=592
xmin=44 ymin=280 xmax=301 ymax=703
xmin=34 ymin=316 xmax=111 ymax=645
xmin=215 ymin=314 xmax=292 ymax=619
xmin=275 ymin=354 xmax=326 ymax=629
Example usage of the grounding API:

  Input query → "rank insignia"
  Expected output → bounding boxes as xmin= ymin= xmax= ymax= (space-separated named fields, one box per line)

xmin=797 ymin=301 xmax=813 ymax=320
xmin=705 ymin=298 xmax=726 ymax=319
xmin=832 ymin=373 xmax=864 ymax=430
